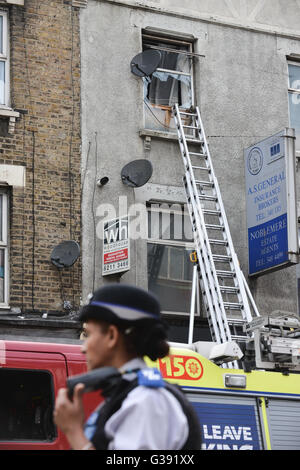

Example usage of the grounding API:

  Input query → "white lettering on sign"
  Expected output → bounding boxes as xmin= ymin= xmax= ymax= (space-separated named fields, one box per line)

xmin=250 ymin=218 xmax=287 ymax=241
xmin=203 ymin=425 xmax=253 ymax=442
xmin=247 ymin=171 xmax=285 ymax=195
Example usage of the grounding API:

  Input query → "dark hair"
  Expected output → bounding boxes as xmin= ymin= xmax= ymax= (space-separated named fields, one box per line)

xmin=120 ymin=319 xmax=170 ymax=362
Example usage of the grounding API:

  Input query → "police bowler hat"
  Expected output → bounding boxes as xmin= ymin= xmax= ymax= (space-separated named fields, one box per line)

xmin=79 ymin=283 xmax=162 ymax=325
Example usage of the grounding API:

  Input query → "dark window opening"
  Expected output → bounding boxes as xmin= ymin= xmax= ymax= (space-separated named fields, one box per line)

xmin=0 ymin=369 xmax=57 ymax=441
xmin=144 ymin=43 xmax=191 ymax=107
xmin=142 ymin=32 xmax=194 ymax=132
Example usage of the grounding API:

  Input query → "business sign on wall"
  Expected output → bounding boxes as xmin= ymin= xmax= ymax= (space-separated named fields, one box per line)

xmin=245 ymin=129 xmax=298 ymax=276
xmin=102 ymin=216 xmax=130 ymax=276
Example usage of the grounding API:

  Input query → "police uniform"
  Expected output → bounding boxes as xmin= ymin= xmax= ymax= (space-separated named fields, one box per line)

xmin=83 ymin=358 xmax=195 ymax=450
xmin=79 ymin=284 xmax=202 ymax=450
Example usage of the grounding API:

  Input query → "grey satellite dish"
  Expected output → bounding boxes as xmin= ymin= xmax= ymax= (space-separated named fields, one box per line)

xmin=121 ymin=159 xmax=153 ymax=188
xmin=51 ymin=240 xmax=80 ymax=268
xmin=130 ymin=49 xmax=161 ymax=77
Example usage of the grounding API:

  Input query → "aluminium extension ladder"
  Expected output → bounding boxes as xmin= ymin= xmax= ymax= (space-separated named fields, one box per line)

xmin=173 ymin=104 xmax=260 ymax=347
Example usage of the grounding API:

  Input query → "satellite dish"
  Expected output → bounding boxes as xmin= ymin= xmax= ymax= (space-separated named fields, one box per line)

xmin=121 ymin=159 xmax=153 ymax=188
xmin=51 ymin=240 xmax=80 ymax=268
xmin=130 ymin=49 xmax=161 ymax=77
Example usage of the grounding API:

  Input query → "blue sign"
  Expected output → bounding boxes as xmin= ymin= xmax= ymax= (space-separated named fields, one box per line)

xmin=248 ymin=213 xmax=288 ymax=275
xmin=245 ymin=131 xmax=293 ymax=276
xmin=192 ymin=402 xmax=261 ymax=450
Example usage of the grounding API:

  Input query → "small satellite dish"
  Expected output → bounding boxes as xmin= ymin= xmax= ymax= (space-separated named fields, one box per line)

xmin=130 ymin=49 xmax=161 ymax=77
xmin=51 ymin=240 xmax=80 ymax=269
xmin=121 ymin=159 xmax=153 ymax=188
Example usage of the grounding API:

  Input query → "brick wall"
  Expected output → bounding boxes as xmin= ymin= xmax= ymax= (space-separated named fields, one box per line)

xmin=1 ymin=0 xmax=82 ymax=315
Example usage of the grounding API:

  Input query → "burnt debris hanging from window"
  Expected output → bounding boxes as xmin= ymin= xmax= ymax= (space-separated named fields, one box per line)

xmin=144 ymin=45 xmax=192 ymax=108
xmin=142 ymin=33 xmax=194 ymax=131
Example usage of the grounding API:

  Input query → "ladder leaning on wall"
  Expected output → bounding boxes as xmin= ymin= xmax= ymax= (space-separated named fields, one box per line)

xmin=173 ymin=104 xmax=260 ymax=349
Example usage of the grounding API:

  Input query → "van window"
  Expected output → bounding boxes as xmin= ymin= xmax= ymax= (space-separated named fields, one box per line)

xmin=0 ymin=369 xmax=56 ymax=441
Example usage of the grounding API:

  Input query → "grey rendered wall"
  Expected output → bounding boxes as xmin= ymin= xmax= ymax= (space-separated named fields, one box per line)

xmin=80 ymin=0 xmax=300 ymax=316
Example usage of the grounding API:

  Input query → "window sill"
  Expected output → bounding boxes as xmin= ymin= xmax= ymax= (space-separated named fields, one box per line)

xmin=139 ymin=128 xmax=200 ymax=146
xmin=0 ymin=107 xmax=20 ymax=134
xmin=0 ymin=304 xmax=10 ymax=310
xmin=3 ymin=0 xmax=24 ymax=4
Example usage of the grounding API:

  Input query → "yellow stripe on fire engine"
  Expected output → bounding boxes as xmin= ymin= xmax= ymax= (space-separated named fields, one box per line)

xmin=146 ymin=347 xmax=300 ymax=397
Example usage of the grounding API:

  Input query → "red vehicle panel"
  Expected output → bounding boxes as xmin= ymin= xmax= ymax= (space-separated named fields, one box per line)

xmin=0 ymin=340 xmax=102 ymax=450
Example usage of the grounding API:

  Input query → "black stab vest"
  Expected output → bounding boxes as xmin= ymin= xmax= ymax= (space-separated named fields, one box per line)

xmin=90 ymin=377 xmax=202 ymax=450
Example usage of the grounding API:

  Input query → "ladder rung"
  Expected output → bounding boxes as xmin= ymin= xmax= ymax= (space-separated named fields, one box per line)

xmin=184 ymin=138 xmax=204 ymax=144
xmin=203 ymin=209 xmax=221 ymax=216
xmin=209 ymin=239 xmax=228 ymax=246
xmin=189 ymin=152 xmax=205 ymax=156
xmin=205 ymin=224 xmax=224 ymax=231
xmin=198 ymin=194 xmax=217 ymax=202
xmin=182 ymin=125 xmax=200 ymax=130
xmin=192 ymin=166 xmax=210 ymax=171
xmin=227 ymin=318 xmax=246 ymax=325
xmin=216 ymin=270 xmax=236 ymax=278
xmin=220 ymin=286 xmax=240 ymax=294
xmin=213 ymin=254 xmax=232 ymax=262
xmin=178 ymin=111 xmax=197 ymax=117
xmin=195 ymin=180 xmax=214 ymax=187
xmin=224 ymin=302 xmax=243 ymax=310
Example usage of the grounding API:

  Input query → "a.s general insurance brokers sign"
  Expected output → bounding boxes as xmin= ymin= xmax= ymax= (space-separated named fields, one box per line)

xmin=244 ymin=129 xmax=298 ymax=276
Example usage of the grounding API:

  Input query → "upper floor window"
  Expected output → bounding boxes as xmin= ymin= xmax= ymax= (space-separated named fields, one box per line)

xmin=147 ymin=202 xmax=198 ymax=316
xmin=0 ymin=191 xmax=9 ymax=307
xmin=288 ymin=61 xmax=300 ymax=154
xmin=142 ymin=32 xmax=194 ymax=133
xmin=0 ymin=11 xmax=9 ymax=108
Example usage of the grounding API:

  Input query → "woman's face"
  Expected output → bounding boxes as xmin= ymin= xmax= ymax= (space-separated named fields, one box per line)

xmin=81 ymin=321 xmax=114 ymax=370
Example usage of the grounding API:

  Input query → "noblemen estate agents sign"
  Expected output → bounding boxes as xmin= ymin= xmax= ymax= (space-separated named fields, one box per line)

xmin=245 ymin=129 xmax=298 ymax=276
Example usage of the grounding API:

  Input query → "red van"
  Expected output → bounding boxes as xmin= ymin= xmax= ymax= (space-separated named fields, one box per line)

xmin=0 ymin=339 xmax=101 ymax=450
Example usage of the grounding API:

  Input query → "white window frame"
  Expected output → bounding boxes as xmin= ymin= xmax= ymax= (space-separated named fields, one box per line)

xmin=0 ymin=10 xmax=9 ymax=108
xmin=287 ymin=60 xmax=300 ymax=157
xmin=0 ymin=190 xmax=9 ymax=308
xmin=147 ymin=202 xmax=198 ymax=316
xmin=142 ymin=32 xmax=195 ymax=133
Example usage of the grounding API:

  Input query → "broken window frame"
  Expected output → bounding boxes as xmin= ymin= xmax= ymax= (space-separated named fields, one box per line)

xmin=142 ymin=32 xmax=195 ymax=132
xmin=287 ymin=60 xmax=300 ymax=155
xmin=146 ymin=202 xmax=199 ymax=317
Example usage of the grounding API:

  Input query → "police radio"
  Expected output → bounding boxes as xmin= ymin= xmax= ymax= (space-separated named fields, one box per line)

xmin=66 ymin=367 xmax=121 ymax=399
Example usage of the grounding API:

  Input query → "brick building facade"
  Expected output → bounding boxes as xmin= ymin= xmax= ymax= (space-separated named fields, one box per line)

xmin=0 ymin=0 xmax=83 ymax=337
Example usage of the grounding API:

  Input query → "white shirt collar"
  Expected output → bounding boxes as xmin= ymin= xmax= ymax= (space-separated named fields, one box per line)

xmin=119 ymin=357 xmax=146 ymax=380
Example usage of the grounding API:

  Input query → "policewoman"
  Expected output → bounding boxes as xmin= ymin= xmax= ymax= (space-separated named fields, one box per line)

xmin=54 ymin=284 xmax=201 ymax=450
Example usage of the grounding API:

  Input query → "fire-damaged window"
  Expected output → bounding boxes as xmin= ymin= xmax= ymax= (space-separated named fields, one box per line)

xmin=142 ymin=32 xmax=194 ymax=132
xmin=147 ymin=202 xmax=198 ymax=316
